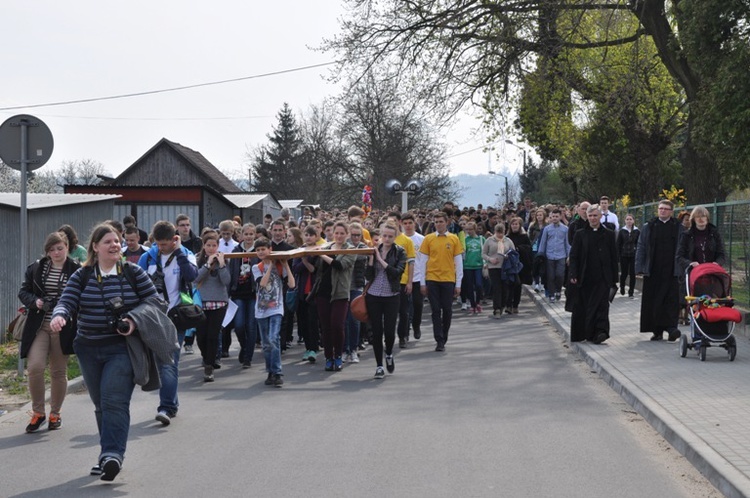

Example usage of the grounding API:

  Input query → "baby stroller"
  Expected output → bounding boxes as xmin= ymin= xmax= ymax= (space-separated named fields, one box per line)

xmin=680 ymin=263 xmax=743 ymax=361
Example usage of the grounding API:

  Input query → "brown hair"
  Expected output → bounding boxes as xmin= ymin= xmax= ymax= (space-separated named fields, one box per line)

xmin=84 ymin=223 xmax=120 ymax=267
xmin=44 ymin=231 xmax=68 ymax=255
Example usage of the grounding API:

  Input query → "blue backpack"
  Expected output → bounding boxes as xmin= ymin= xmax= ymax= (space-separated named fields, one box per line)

xmin=501 ymin=249 xmax=523 ymax=281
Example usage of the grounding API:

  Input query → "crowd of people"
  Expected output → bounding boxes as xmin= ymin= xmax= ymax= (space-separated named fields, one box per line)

xmin=14 ymin=195 xmax=725 ymax=481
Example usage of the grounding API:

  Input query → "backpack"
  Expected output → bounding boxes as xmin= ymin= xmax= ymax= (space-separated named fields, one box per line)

xmin=501 ymin=249 xmax=523 ymax=282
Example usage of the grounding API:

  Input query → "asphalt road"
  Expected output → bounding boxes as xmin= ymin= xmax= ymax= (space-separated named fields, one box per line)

xmin=0 ymin=303 xmax=719 ymax=497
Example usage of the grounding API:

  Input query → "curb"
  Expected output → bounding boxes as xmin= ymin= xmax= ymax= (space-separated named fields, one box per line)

xmin=0 ymin=375 xmax=86 ymax=424
xmin=525 ymin=286 xmax=750 ymax=498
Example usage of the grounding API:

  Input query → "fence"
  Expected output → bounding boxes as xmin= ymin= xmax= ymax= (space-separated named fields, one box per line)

xmin=626 ymin=199 xmax=750 ymax=308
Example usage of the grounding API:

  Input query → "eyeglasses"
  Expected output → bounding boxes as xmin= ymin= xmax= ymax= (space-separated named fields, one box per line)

xmin=658 ymin=206 xmax=673 ymax=211
xmin=350 ymin=233 xmax=362 ymax=237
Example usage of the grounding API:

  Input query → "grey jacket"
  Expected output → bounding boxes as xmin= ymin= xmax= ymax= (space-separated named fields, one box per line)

xmin=126 ymin=297 xmax=179 ymax=390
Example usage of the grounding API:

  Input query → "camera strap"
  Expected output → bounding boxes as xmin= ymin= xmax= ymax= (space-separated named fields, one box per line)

xmin=94 ymin=262 xmax=126 ymax=320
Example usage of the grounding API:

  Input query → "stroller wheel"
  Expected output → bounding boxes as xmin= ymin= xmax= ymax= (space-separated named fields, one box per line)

xmin=679 ymin=334 xmax=688 ymax=358
xmin=729 ymin=345 xmax=737 ymax=362
xmin=700 ymin=345 xmax=707 ymax=362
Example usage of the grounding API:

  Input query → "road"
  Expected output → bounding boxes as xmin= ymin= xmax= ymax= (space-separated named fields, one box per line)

xmin=0 ymin=303 xmax=719 ymax=497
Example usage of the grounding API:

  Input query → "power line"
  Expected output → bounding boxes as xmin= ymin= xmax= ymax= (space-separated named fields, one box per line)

xmin=446 ymin=140 xmax=503 ymax=159
xmin=0 ymin=61 xmax=337 ymax=111
xmin=34 ymin=114 xmax=273 ymax=122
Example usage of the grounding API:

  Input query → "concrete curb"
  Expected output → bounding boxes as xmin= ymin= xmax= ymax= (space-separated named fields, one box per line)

xmin=525 ymin=286 xmax=750 ymax=498
xmin=0 ymin=375 xmax=86 ymax=424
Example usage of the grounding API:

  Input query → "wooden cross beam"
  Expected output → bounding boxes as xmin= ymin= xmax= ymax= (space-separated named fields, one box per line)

xmin=222 ymin=247 xmax=375 ymax=260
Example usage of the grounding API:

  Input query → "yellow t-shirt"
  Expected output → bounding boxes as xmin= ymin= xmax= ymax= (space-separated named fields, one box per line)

xmin=419 ymin=231 xmax=463 ymax=283
xmin=394 ymin=233 xmax=416 ymax=285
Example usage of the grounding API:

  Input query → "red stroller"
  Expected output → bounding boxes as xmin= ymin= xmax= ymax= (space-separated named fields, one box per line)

xmin=681 ymin=263 xmax=743 ymax=361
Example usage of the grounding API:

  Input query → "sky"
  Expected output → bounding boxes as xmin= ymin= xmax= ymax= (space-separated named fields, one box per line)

xmin=0 ymin=1 xmax=526 ymax=192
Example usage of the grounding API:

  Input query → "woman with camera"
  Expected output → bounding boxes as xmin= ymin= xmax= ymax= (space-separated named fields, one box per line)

xmin=18 ymin=231 xmax=81 ymax=434
xmin=50 ymin=223 xmax=158 ymax=481
xmin=194 ymin=231 xmax=230 ymax=382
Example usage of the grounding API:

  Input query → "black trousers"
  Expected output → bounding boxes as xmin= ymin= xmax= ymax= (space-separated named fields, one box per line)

xmin=488 ymin=268 xmax=510 ymax=311
xmin=409 ymin=282 xmax=424 ymax=335
xmin=197 ymin=307 xmax=227 ymax=367
xmin=426 ymin=281 xmax=455 ymax=345
xmin=620 ymin=256 xmax=636 ymax=295
xmin=397 ymin=284 xmax=411 ymax=340
xmin=297 ymin=295 xmax=320 ymax=352
xmin=366 ymin=293 xmax=399 ymax=367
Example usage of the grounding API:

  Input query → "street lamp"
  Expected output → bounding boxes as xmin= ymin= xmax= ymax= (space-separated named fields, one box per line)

xmin=505 ymin=140 xmax=527 ymax=175
xmin=488 ymin=171 xmax=509 ymax=207
xmin=385 ymin=178 xmax=424 ymax=211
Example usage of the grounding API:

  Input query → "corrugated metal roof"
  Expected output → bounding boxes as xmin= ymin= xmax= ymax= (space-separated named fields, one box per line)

xmin=279 ymin=199 xmax=304 ymax=208
xmin=0 ymin=193 xmax=121 ymax=209
xmin=224 ymin=193 xmax=272 ymax=208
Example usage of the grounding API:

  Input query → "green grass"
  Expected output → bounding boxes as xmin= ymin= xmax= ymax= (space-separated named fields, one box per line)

xmin=0 ymin=341 xmax=81 ymax=399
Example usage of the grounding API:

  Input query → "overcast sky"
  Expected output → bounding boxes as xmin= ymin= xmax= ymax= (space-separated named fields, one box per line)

xmin=0 ymin=1 xmax=525 ymax=185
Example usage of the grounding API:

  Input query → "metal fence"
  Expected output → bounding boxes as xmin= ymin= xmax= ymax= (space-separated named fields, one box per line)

xmin=626 ymin=200 xmax=750 ymax=308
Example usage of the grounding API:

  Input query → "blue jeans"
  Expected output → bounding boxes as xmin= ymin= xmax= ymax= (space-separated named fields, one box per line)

xmin=158 ymin=330 xmax=184 ymax=417
xmin=345 ymin=289 xmax=362 ymax=354
xmin=233 ymin=298 xmax=257 ymax=363
xmin=74 ymin=339 xmax=136 ymax=464
xmin=257 ymin=314 xmax=282 ymax=375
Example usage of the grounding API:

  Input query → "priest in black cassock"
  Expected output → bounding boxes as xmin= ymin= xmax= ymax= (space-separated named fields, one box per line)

xmin=569 ymin=204 xmax=619 ymax=344
xmin=635 ymin=199 xmax=682 ymax=341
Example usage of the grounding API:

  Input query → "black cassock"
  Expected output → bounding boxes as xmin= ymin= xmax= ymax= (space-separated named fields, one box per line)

xmin=640 ymin=220 xmax=680 ymax=333
xmin=569 ymin=226 xmax=619 ymax=342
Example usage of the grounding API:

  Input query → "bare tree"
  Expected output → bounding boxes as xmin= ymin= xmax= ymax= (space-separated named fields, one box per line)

xmin=57 ymin=158 xmax=108 ymax=186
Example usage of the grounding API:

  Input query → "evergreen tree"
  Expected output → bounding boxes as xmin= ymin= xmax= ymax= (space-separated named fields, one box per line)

xmin=250 ymin=103 xmax=304 ymax=198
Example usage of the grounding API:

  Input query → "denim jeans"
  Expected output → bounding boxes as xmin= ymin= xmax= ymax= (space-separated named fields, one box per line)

xmin=546 ymin=258 xmax=566 ymax=295
xmin=158 ymin=330 xmax=184 ymax=417
xmin=257 ymin=314 xmax=283 ymax=375
xmin=233 ymin=298 xmax=258 ymax=364
xmin=74 ymin=339 xmax=136 ymax=464
xmin=345 ymin=289 xmax=362 ymax=354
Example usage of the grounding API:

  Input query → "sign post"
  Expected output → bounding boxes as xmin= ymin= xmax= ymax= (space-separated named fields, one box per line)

xmin=0 ymin=114 xmax=54 ymax=376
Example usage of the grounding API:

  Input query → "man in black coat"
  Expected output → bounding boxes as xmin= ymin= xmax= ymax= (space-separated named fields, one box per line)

xmin=635 ymin=200 xmax=682 ymax=341
xmin=569 ymin=204 xmax=619 ymax=344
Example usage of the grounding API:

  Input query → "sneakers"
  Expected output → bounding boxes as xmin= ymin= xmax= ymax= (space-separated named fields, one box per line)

xmin=413 ymin=328 xmax=421 ymax=340
xmin=25 ymin=412 xmax=46 ymax=433
xmin=385 ymin=355 xmax=395 ymax=373
xmin=302 ymin=350 xmax=310 ymax=361
xmin=155 ymin=410 xmax=172 ymax=426
xmin=325 ymin=358 xmax=334 ymax=371
xmin=435 ymin=343 xmax=445 ymax=352
xmin=461 ymin=302 xmax=470 ymax=311
xmin=307 ymin=350 xmax=317 ymax=363
xmin=549 ymin=295 xmax=556 ymax=303
xmin=350 ymin=351 xmax=360 ymax=363
xmin=242 ymin=360 xmax=251 ymax=369
xmin=100 ymin=457 xmax=121 ymax=482
xmin=512 ymin=307 xmax=519 ymax=314
xmin=90 ymin=464 xmax=103 ymax=476
xmin=204 ymin=365 xmax=214 ymax=382
xmin=184 ymin=344 xmax=194 ymax=355
xmin=48 ymin=412 xmax=62 ymax=430
xmin=374 ymin=367 xmax=385 ymax=379
xmin=399 ymin=338 xmax=407 ymax=349
xmin=265 ymin=373 xmax=274 ymax=385
xmin=343 ymin=352 xmax=352 ymax=363
xmin=554 ymin=292 xmax=561 ymax=301
xmin=334 ymin=357 xmax=343 ymax=371
xmin=534 ymin=283 xmax=541 ymax=293
xmin=273 ymin=374 xmax=284 ymax=387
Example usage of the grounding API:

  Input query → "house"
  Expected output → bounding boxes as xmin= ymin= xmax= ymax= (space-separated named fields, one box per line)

xmin=0 ymin=193 xmax=119 ymax=341
xmin=66 ymin=138 xmax=255 ymax=231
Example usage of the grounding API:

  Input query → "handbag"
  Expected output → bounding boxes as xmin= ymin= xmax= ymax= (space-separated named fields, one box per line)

xmin=167 ymin=291 xmax=206 ymax=332
xmin=9 ymin=307 xmax=28 ymax=341
xmin=285 ymin=288 xmax=298 ymax=313
xmin=350 ymin=283 xmax=371 ymax=323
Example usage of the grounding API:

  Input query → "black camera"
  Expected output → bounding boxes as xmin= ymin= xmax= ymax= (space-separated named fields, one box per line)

xmin=150 ymin=269 xmax=166 ymax=295
xmin=107 ymin=297 xmax=131 ymax=334
xmin=41 ymin=296 xmax=57 ymax=313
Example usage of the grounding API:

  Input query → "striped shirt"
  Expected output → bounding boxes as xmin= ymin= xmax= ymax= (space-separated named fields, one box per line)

xmin=43 ymin=265 xmax=65 ymax=323
xmin=53 ymin=263 xmax=157 ymax=344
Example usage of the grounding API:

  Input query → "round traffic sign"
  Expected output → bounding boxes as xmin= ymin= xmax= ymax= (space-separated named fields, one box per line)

xmin=0 ymin=114 xmax=54 ymax=171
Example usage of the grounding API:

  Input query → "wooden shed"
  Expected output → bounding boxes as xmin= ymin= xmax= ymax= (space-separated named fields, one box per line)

xmin=0 ymin=193 xmax=119 ymax=342
xmin=66 ymin=138 xmax=244 ymax=232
